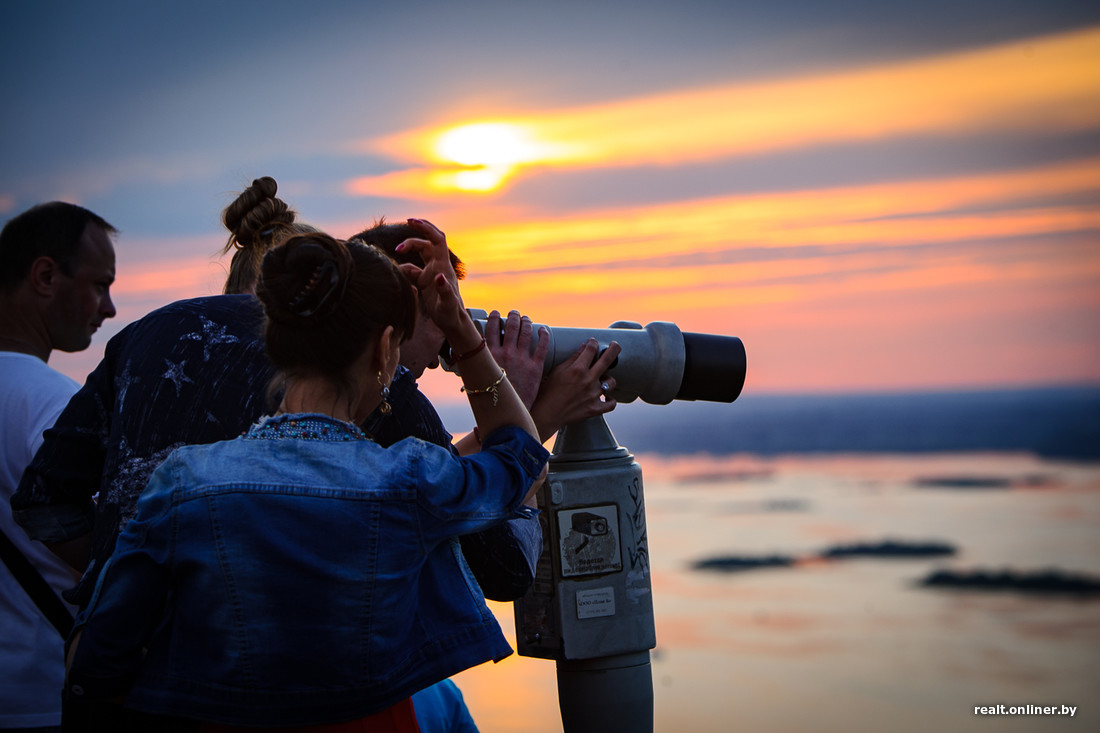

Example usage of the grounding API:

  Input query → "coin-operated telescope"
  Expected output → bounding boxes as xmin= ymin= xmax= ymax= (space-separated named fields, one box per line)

xmin=449 ymin=309 xmax=746 ymax=406
xmin=455 ymin=310 xmax=746 ymax=733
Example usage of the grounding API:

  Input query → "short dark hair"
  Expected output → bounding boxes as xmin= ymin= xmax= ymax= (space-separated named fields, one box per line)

xmin=0 ymin=202 xmax=116 ymax=292
xmin=352 ymin=219 xmax=466 ymax=280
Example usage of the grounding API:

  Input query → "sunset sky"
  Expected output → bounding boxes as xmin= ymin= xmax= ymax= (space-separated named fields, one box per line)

xmin=2 ymin=0 xmax=1098 ymax=400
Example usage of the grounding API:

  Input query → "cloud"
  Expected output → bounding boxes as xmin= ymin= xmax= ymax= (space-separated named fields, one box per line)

xmin=350 ymin=25 xmax=1100 ymax=199
xmin=431 ymin=154 xmax=1100 ymax=388
xmin=110 ymin=251 xmax=230 ymax=305
xmin=441 ymin=156 xmax=1100 ymax=273
xmin=93 ymin=156 xmax=1099 ymax=395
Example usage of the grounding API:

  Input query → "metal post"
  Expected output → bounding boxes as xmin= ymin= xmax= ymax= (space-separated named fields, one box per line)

xmin=557 ymin=651 xmax=653 ymax=731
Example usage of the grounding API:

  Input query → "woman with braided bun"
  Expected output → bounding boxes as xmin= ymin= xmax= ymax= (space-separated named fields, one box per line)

xmin=63 ymin=229 xmax=549 ymax=731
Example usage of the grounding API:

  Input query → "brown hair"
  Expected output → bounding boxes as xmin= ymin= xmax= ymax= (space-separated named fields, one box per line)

xmin=352 ymin=218 xmax=466 ymax=280
xmin=256 ymin=232 xmax=417 ymax=394
xmin=221 ymin=177 xmax=316 ymax=295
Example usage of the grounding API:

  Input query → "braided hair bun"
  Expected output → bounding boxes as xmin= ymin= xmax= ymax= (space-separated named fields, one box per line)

xmin=257 ymin=234 xmax=352 ymax=324
xmin=256 ymin=232 xmax=417 ymax=384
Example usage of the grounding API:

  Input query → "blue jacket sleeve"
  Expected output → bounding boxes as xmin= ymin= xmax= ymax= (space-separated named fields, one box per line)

xmin=458 ymin=514 xmax=543 ymax=601
xmin=414 ymin=425 xmax=547 ymax=545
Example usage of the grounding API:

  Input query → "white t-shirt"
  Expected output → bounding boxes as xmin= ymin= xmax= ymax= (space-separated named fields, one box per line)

xmin=0 ymin=351 xmax=80 ymax=727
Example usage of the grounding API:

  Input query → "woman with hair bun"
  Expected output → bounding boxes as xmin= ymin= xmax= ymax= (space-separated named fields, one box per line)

xmin=64 ymin=226 xmax=548 ymax=731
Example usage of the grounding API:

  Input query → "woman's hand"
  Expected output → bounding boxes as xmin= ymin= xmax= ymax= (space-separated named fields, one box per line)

xmin=485 ymin=310 xmax=549 ymax=410
xmin=395 ymin=219 xmax=476 ymax=348
xmin=406 ymin=219 xmax=462 ymax=296
xmin=530 ymin=339 xmax=622 ymax=441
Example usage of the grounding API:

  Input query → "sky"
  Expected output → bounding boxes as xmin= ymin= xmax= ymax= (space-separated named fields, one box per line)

xmin=2 ymin=0 xmax=1099 ymax=400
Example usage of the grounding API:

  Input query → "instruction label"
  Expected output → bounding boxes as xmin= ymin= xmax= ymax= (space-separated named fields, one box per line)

xmin=576 ymin=586 xmax=616 ymax=619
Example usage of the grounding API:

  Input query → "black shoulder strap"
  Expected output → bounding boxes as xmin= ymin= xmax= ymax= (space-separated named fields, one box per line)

xmin=0 ymin=524 xmax=74 ymax=638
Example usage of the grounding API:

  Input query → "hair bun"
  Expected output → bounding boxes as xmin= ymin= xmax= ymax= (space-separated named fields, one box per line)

xmin=223 ymin=176 xmax=296 ymax=249
xmin=258 ymin=234 xmax=353 ymax=323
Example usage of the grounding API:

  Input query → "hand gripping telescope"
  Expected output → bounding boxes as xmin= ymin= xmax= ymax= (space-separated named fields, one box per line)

xmin=452 ymin=309 xmax=747 ymax=405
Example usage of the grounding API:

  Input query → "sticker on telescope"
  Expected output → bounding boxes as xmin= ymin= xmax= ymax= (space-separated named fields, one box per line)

xmin=576 ymin=586 xmax=616 ymax=619
xmin=558 ymin=505 xmax=621 ymax=577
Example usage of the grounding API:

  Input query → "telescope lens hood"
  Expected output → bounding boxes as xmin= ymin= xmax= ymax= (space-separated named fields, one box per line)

xmin=677 ymin=333 xmax=746 ymax=403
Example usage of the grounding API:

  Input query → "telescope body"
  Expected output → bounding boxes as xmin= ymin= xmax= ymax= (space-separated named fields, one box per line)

xmin=457 ymin=310 xmax=746 ymax=405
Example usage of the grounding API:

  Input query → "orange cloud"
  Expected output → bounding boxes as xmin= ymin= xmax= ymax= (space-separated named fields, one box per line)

xmin=441 ymin=157 xmax=1100 ymax=275
xmin=416 ymin=153 xmax=1100 ymax=394
xmin=353 ymin=26 xmax=1100 ymax=198
xmin=113 ymin=256 xmax=229 ymax=302
xmin=456 ymin=237 xmax=1100 ymax=328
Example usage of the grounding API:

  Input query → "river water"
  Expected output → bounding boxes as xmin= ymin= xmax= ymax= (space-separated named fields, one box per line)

xmin=452 ymin=452 xmax=1100 ymax=732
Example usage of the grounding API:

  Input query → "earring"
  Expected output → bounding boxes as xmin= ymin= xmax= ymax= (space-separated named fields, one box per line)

xmin=377 ymin=372 xmax=392 ymax=415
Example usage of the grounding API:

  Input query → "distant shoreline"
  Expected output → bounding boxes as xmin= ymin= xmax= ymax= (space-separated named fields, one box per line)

xmin=440 ymin=384 xmax=1100 ymax=460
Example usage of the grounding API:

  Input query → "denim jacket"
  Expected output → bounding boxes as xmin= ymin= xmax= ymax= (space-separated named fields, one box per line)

xmin=66 ymin=414 xmax=548 ymax=727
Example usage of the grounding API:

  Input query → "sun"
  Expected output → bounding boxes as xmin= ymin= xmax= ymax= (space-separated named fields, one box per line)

xmin=434 ymin=122 xmax=545 ymax=167
xmin=419 ymin=121 xmax=567 ymax=193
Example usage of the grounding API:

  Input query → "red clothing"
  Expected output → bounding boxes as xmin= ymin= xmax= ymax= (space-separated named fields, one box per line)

xmin=199 ymin=698 xmax=420 ymax=733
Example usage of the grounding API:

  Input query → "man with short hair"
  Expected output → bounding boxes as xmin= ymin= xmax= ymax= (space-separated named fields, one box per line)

xmin=0 ymin=201 xmax=116 ymax=731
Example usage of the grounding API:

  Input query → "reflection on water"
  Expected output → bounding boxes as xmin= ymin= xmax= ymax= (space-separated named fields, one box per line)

xmin=453 ymin=453 xmax=1100 ymax=732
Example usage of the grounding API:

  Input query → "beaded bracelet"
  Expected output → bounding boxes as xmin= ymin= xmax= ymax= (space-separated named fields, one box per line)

xmin=461 ymin=368 xmax=507 ymax=407
xmin=451 ymin=337 xmax=487 ymax=362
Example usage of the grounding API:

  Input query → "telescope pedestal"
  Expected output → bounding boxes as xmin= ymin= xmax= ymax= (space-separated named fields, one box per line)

xmin=557 ymin=651 xmax=653 ymax=732
xmin=515 ymin=416 xmax=656 ymax=733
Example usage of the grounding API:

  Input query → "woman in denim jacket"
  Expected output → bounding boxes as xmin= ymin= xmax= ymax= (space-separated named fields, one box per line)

xmin=64 ymin=225 xmax=549 ymax=731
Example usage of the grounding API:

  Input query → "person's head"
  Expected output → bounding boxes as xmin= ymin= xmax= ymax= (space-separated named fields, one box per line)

xmin=0 ymin=201 xmax=117 ymax=353
xmin=256 ymin=232 xmax=417 ymax=419
xmin=352 ymin=219 xmax=466 ymax=378
xmin=221 ymin=177 xmax=318 ymax=295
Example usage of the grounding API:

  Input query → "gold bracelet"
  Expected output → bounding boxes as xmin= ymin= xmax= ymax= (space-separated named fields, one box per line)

xmin=461 ymin=368 xmax=507 ymax=407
